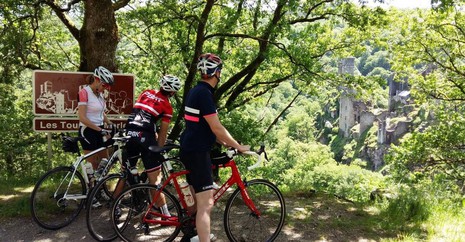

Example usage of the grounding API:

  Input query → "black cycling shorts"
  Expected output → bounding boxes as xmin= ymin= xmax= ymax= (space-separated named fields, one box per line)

xmin=125 ymin=131 xmax=163 ymax=173
xmin=180 ymin=150 xmax=214 ymax=193
xmin=79 ymin=126 xmax=105 ymax=151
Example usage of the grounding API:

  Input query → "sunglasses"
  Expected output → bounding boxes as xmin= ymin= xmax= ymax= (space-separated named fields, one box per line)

xmin=101 ymin=82 xmax=111 ymax=90
xmin=95 ymin=76 xmax=111 ymax=90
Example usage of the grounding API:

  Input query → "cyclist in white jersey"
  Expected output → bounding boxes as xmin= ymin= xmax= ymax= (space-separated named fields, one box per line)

xmin=78 ymin=66 xmax=115 ymax=171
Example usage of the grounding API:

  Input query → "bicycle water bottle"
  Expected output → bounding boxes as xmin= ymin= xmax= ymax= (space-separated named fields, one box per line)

xmin=130 ymin=167 xmax=140 ymax=184
xmin=180 ymin=181 xmax=195 ymax=207
xmin=95 ymin=158 xmax=109 ymax=177
xmin=85 ymin=163 xmax=95 ymax=187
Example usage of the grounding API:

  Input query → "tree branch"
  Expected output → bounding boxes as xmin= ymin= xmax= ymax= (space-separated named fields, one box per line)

xmin=43 ymin=0 xmax=80 ymax=40
xmin=263 ymin=90 xmax=302 ymax=135
xmin=113 ymin=0 xmax=131 ymax=11
xmin=170 ymin=0 xmax=215 ymax=139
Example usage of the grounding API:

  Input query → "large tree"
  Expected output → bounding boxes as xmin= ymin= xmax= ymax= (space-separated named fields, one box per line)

xmin=0 ymin=0 xmax=131 ymax=72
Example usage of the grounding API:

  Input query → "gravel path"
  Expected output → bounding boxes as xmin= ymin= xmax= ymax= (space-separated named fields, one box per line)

xmin=0 ymin=199 xmax=304 ymax=242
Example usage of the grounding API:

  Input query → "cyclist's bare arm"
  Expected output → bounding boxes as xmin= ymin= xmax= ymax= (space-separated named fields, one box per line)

xmin=204 ymin=114 xmax=250 ymax=152
xmin=157 ymin=120 xmax=170 ymax=146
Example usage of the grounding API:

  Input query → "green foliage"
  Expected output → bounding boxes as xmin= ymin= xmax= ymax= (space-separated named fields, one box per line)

xmin=220 ymin=109 xmax=264 ymax=147
xmin=0 ymin=177 xmax=36 ymax=218
xmin=376 ymin=176 xmax=465 ymax=233
xmin=256 ymin=138 xmax=329 ymax=186
xmin=307 ymin=162 xmax=385 ymax=203
xmin=385 ymin=107 xmax=465 ymax=185
xmin=379 ymin=187 xmax=431 ymax=227
xmin=390 ymin=7 xmax=465 ymax=104
xmin=358 ymin=50 xmax=391 ymax=76
xmin=330 ymin=133 xmax=349 ymax=162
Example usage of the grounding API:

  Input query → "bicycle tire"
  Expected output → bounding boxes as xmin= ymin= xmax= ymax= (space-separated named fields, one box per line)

xmin=30 ymin=166 xmax=87 ymax=230
xmin=224 ymin=179 xmax=286 ymax=242
xmin=86 ymin=173 xmax=127 ymax=241
xmin=112 ymin=184 xmax=182 ymax=242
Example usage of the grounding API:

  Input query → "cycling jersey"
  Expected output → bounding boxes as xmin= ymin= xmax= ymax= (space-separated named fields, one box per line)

xmin=126 ymin=89 xmax=173 ymax=133
xmin=180 ymin=81 xmax=218 ymax=152
xmin=78 ymin=86 xmax=106 ymax=126
xmin=126 ymin=89 xmax=172 ymax=173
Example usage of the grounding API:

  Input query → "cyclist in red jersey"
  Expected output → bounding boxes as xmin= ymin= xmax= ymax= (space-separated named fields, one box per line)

xmin=123 ymin=75 xmax=182 ymax=216
xmin=180 ymin=53 xmax=249 ymax=242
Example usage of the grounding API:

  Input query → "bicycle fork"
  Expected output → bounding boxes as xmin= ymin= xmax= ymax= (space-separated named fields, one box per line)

xmin=57 ymin=161 xmax=88 ymax=203
xmin=238 ymin=180 xmax=261 ymax=218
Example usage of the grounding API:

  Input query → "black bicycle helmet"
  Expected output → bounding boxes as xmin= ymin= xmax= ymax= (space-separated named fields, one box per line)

xmin=93 ymin=66 xmax=114 ymax=86
xmin=160 ymin=75 xmax=182 ymax=92
xmin=197 ymin=53 xmax=222 ymax=78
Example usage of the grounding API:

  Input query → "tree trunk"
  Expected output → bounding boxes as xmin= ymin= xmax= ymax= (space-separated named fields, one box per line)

xmin=80 ymin=0 xmax=119 ymax=72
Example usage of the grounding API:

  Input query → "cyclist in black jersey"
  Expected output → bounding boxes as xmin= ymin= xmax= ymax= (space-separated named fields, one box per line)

xmin=180 ymin=53 xmax=249 ymax=242
xmin=120 ymin=75 xmax=182 ymax=216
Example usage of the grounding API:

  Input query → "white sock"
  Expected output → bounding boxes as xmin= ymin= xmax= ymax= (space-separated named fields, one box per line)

xmin=161 ymin=204 xmax=171 ymax=216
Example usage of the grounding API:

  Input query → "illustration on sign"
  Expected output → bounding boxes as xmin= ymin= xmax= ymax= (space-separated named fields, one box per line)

xmin=36 ymin=81 xmax=77 ymax=114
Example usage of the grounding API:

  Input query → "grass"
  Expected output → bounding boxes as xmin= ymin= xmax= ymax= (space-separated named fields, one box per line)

xmin=282 ymin=190 xmax=465 ymax=242
xmin=0 ymin=177 xmax=37 ymax=218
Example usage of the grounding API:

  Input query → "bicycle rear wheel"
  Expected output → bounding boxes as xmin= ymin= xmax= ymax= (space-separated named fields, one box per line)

xmin=86 ymin=173 xmax=127 ymax=241
xmin=112 ymin=184 xmax=182 ymax=242
xmin=30 ymin=166 xmax=87 ymax=230
xmin=224 ymin=179 xmax=286 ymax=242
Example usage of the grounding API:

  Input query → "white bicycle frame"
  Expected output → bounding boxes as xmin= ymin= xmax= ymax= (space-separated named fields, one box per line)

xmin=58 ymin=136 xmax=129 ymax=202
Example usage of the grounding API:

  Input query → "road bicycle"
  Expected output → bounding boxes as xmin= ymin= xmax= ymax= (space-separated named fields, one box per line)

xmin=30 ymin=131 xmax=133 ymax=230
xmin=86 ymin=141 xmax=181 ymax=241
xmin=110 ymin=145 xmax=286 ymax=242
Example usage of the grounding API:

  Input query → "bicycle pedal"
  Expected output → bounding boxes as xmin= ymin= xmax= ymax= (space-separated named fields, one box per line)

xmin=140 ymin=223 xmax=149 ymax=235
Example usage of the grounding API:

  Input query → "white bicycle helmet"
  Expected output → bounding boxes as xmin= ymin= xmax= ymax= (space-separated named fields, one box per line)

xmin=197 ymin=53 xmax=222 ymax=77
xmin=93 ymin=66 xmax=114 ymax=86
xmin=160 ymin=75 xmax=182 ymax=92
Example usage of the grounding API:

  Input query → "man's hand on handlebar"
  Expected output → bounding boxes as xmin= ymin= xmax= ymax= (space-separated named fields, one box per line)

xmin=237 ymin=145 xmax=250 ymax=153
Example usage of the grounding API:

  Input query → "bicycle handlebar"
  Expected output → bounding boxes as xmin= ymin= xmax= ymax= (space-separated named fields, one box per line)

xmin=225 ymin=145 xmax=268 ymax=170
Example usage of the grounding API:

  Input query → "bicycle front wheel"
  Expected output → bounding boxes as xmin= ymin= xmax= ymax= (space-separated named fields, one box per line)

xmin=86 ymin=173 xmax=127 ymax=241
xmin=112 ymin=184 xmax=182 ymax=242
xmin=30 ymin=166 xmax=87 ymax=230
xmin=224 ymin=179 xmax=286 ymax=242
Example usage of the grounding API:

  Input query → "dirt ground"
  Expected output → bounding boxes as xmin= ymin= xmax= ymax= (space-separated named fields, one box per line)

xmin=0 ymin=194 xmax=394 ymax=242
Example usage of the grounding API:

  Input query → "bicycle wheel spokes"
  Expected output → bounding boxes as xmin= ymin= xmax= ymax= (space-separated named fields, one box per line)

xmin=224 ymin=179 xmax=286 ymax=242
xmin=86 ymin=173 xmax=125 ymax=241
xmin=30 ymin=166 xmax=86 ymax=230
xmin=112 ymin=184 xmax=182 ymax=242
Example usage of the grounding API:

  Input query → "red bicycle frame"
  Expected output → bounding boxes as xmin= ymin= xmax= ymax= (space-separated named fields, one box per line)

xmin=143 ymin=158 xmax=260 ymax=226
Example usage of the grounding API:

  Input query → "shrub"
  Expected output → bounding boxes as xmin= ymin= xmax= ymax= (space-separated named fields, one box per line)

xmin=309 ymin=162 xmax=385 ymax=203
xmin=283 ymin=157 xmax=385 ymax=203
